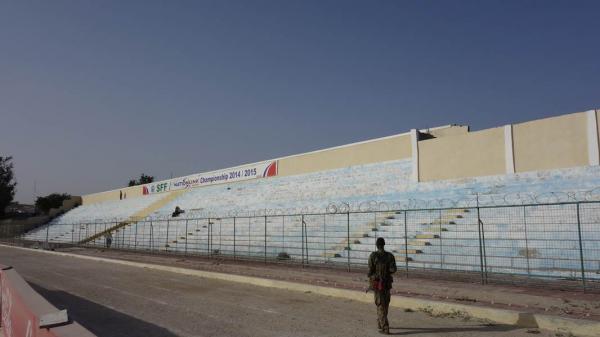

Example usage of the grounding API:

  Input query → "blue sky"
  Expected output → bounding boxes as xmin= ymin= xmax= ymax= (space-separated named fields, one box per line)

xmin=1 ymin=0 xmax=599 ymax=203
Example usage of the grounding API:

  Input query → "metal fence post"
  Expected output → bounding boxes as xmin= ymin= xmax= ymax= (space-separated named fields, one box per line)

xmin=150 ymin=220 xmax=154 ymax=253
xmin=346 ymin=212 xmax=350 ymax=272
xmin=113 ymin=221 xmax=117 ymax=248
xmin=282 ymin=216 xmax=285 ymax=253
xmin=476 ymin=201 xmax=486 ymax=285
xmin=165 ymin=219 xmax=170 ymax=253
xmin=45 ymin=223 xmax=50 ymax=249
xmin=134 ymin=221 xmax=138 ymax=251
xmin=404 ymin=211 xmax=409 ymax=277
xmin=481 ymin=218 xmax=488 ymax=283
xmin=184 ymin=219 xmax=188 ymax=256
xmin=523 ymin=206 xmax=531 ymax=277
xmin=264 ymin=215 xmax=267 ymax=264
xmin=248 ymin=217 xmax=251 ymax=258
xmin=439 ymin=209 xmax=443 ymax=270
xmin=207 ymin=218 xmax=211 ymax=257
xmin=301 ymin=215 xmax=305 ymax=267
xmin=233 ymin=217 xmax=236 ymax=260
xmin=576 ymin=203 xmax=587 ymax=292
xmin=323 ymin=214 xmax=326 ymax=260
xmin=304 ymin=215 xmax=309 ymax=265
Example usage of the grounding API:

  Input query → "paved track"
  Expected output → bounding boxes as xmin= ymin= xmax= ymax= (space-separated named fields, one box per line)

xmin=0 ymin=246 xmax=553 ymax=337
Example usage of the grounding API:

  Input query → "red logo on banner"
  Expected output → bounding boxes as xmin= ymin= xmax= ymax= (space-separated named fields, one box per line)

xmin=263 ymin=162 xmax=277 ymax=177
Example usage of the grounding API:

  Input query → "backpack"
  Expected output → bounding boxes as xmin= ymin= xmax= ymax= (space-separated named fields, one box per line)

xmin=372 ymin=251 xmax=393 ymax=290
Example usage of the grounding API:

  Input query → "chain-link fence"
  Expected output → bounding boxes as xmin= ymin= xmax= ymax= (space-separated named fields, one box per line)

xmin=8 ymin=201 xmax=600 ymax=292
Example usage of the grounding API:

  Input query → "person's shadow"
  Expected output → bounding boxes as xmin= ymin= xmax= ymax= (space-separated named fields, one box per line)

xmin=386 ymin=324 xmax=519 ymax=335
xmin=30 ymin=283 xmax=179 ymax=337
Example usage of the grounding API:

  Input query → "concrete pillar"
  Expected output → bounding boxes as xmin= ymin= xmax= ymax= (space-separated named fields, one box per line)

xmin=410 ymin=129 xmax=419 ymax=182
xmin=504 ymin=125 xmax=515 ymax=174
xmin=587 ymin=110 xmax=599 ymax=166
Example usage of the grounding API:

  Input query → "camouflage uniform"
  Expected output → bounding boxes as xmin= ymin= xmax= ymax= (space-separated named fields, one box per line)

xmin=368 ymin=249 xmax=397 ymax=334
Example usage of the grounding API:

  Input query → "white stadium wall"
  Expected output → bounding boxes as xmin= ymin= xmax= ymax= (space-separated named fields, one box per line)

xmin=78 ymin=108 xmax=600 ymax=214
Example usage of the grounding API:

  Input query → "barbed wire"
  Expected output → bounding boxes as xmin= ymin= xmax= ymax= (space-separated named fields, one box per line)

xmin=324 ymin=188 xmax=600 ymax=214
xmin=47 ymin=188 xmax=600 ymax=224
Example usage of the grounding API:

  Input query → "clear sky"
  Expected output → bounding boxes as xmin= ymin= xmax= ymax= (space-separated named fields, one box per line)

xmin=1 ymin=0 xmax=599 ymax=204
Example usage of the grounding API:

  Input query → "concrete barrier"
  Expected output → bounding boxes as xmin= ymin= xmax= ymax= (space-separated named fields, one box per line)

xmin=0 ymin=265 xmax=96 ymax=337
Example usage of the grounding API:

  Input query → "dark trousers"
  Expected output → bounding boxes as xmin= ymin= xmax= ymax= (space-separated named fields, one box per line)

xmin=374 ymin=289 xmax=391 ymax=330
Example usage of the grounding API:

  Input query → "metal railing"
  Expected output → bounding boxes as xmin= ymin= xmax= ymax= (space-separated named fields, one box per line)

xmin=9 ymin=200 xmax=600 ymax=292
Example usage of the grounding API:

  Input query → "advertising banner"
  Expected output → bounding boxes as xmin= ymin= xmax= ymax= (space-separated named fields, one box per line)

xmin=142 ymin=161 xmax=278 ymax=195
xmin=170 ymin=161 xmax=277 ymax=190
xmin=142 ymin=181 xmax=170 ymax=195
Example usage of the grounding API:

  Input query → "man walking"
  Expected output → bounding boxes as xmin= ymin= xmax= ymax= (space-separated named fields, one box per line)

xmin=105 ymin=232 xmax=113 ymax=249
xmin=368 ymin=237 xmax=397 ymax=334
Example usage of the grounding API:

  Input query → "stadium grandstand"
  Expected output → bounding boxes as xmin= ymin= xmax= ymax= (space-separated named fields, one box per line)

xmin=22 ymin=109 xmax=600 ymax=288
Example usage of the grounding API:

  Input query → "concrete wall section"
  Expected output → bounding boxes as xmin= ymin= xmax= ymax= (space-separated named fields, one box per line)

xmin=513 ymin=112 xmax=588 ymax=173
xmin=426 ymin=125 xmax=469 ymax=138
xmin=277 ymin=134 xmax=411 ymax=177
xmin=418 ymin=127 xmax=506 ymax=182
xmin=82 ymin=185 xmax=144 ymax=205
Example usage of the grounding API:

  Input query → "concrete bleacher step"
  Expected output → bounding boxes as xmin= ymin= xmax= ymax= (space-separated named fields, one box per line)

xmin=430 ymin=219 xmax=457 ymax=225
xmin=421 ymin=226 xmax=448 ymax=232
xmin=392 ymin=249 xmax=422 ymax=254
xmin=415 ymin=234 xmax=439 ymax=239
xmin=406 ymin=240 xmax=431 ymax=246
xmin=394 ymin=256 xmax=413 ymax=262
xmin=79 ymin=190 xmax=188 ymax=244
xmin=445 ymin=209 xmax=469 ymax=214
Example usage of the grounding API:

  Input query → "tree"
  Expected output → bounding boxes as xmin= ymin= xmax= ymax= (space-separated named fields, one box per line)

xmin=35 ymin=193 xmax=71 ymax=214
xmin=0 ymin=156 xmax=17 ymax=217
xmin=128 ymin=173 xmax=154 ymax=187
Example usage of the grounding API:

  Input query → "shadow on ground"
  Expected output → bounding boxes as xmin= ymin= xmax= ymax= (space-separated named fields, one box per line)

xmin=387 ymin=324 xmax=520 ymax=335
xmin=30 ymin=283 xmax=180 ymax=337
